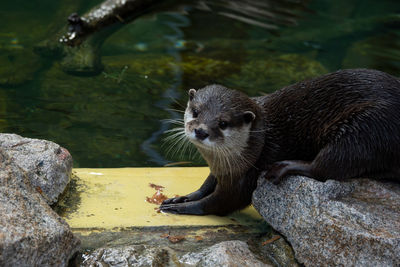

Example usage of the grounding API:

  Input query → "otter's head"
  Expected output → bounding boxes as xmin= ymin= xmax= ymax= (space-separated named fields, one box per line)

xmin=184 ymin=85 xmax=261 ymax=175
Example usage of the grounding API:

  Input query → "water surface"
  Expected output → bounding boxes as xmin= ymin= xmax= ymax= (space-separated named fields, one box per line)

xmin=0 ymin=0 xmax=399 ymax=167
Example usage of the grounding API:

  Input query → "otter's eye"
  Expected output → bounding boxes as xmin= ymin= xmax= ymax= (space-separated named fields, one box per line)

xmin=192 ymin=108 xmax=199 ymax=118
xmin=218 ymin=121 xmax=228 ymax=130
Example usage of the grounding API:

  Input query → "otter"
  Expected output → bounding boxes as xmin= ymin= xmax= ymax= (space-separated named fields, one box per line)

xmin=159 ymin=68 xmax=400 ymax=216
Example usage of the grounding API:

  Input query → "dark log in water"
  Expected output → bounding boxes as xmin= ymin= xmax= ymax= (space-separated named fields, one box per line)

xmin=60 ymin=0 xmax=310 ymax=46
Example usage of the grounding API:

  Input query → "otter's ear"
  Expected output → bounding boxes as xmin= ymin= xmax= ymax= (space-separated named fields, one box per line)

xmin=243 ymin=111 xmax=255 ymax=123
xmin=188 ymin=89 xmax=196 ymax=101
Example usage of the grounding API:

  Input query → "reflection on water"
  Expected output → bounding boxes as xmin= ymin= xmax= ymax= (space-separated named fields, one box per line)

xmin=196 ymin=0 xmax=309 ymax=28
xmin=141 ymin=12 xmax=190 ymax=166
xmin=0 ymin=0 xmax=399 ymax=167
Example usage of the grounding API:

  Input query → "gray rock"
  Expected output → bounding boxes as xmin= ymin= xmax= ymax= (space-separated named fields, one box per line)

xmin=81 ymin=241 xmax=273 ymax=267
xmin=0 ymin=147 xmax=31 ymax=192
xmin=81 ymin=245 xmax=167 ymax=267
xmin=179 ymin=240 xmax=272 ymax=267
xmin=252 ymin=175 xmax=400 ymax=267
xmin=0 ymin=136 xmax=79 ymax=266
xmin=0 ymin=133 xmax=72 ymax=205
xmin=0 ymin=154 xmax=79 ymax=266
xmin=0 ymin=188 xmax=80 ymax=266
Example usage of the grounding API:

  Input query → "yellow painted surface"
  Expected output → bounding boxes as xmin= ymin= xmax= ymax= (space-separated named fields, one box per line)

xmin=64 ymin=167 xmax=264 ymax=230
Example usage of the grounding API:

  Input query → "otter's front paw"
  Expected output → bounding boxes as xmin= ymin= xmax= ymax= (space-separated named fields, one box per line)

xmin=159 ymin=202 xmax=204 ymax=215
xmin=162 ymin=196 xmax=189 ymax=205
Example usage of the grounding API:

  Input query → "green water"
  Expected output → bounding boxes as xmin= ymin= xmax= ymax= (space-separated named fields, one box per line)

xmin=0 ymin=0 xmax=399 ymax=167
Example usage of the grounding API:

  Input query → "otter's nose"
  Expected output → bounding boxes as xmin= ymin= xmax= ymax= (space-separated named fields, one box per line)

xmin=194 ymin=128 xmax=209 ymax=140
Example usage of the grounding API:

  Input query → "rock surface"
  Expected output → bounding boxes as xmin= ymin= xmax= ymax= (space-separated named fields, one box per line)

xmin=0 ymin=135 xmax=79 ymax=266
xmin=81 ymin=245 xmax=169 ymax=266
xmin=179 ymin=240 xmax=272 ymax=267
xmin=81 ymin=240 xmax=274 ymax=267
xmin=0 ymin=133 xmax=72 ymax=205
xmin=73 ymin=217 xmax=298 ymax=267
xmin=0 ymin=186 xmax=80 ymax=266
xmin=253 ymin=175 xmax=400 ymax=266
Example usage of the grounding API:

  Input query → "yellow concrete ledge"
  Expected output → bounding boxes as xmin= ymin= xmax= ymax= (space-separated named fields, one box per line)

xmin=63 ymin=167 xmax=264 ymax=231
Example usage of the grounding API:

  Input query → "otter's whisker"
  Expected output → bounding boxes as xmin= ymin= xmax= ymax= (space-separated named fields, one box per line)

xmin=164 ymin=127 xmax=185 ymax=134
xmin=162 ymin=130 xmax=185 ymax=142
xmin=162 ymin=119 xmax=184 ymax=125
xmin=168 ymin=96 xmax=186 ymax=109
xmin=170 ymin=134 xmax=189 ymax=159
xmin=166 ymin=108 xmax=185 ymax=114
xmin=163 ymin=130 xmax=186 ymax=157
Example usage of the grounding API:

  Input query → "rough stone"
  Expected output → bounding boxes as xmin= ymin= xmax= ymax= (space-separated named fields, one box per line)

xmin=0 ymin=133 xmax=72 ymax=205
xmin=179 ymin=240 xmax=272 ymax=267
xmin=0 ymin=151 xmax=80 ymax=267
xmin=252 ymin=175 xmax=400 ymax=266
xmin=81 ymin=240 xmax=273 ymax=267
xmin=81 ymin=245 xmax=168 ymax=267
xmin=0 ymin=148 xmax=31 ymax=192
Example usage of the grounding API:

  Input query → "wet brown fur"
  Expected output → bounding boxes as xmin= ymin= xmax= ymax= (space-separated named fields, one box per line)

xmin=259 ymin=69 xmax=400 ymax=181
xmin=160 ymin=69 xmax=400 ymax=216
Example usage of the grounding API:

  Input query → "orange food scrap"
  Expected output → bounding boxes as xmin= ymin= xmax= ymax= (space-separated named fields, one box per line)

xmin=194 ymin=235 xmax=203 ymax=241
xmin=146 ymin=190 xmax=168 ymax=205
xmin=160 ymin=232 xmax=185 ymax=243
xmin=262 ymin=235 xmax=281 ymax=246
xmin=149 ymin=183 xmax=165 ymax=191
xmin=168 ymin=235 xmax=185 ymax=243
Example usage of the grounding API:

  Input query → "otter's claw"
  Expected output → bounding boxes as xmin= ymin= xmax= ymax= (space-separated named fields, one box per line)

xmin=162 ymin=196 xmax=189 ymax=205
xmin=159 ymin=202 xmax=204 ymax=215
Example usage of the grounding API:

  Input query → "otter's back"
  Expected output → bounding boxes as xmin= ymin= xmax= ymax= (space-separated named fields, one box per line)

xmin=256 ymin=69 xmax=400 ymax=161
